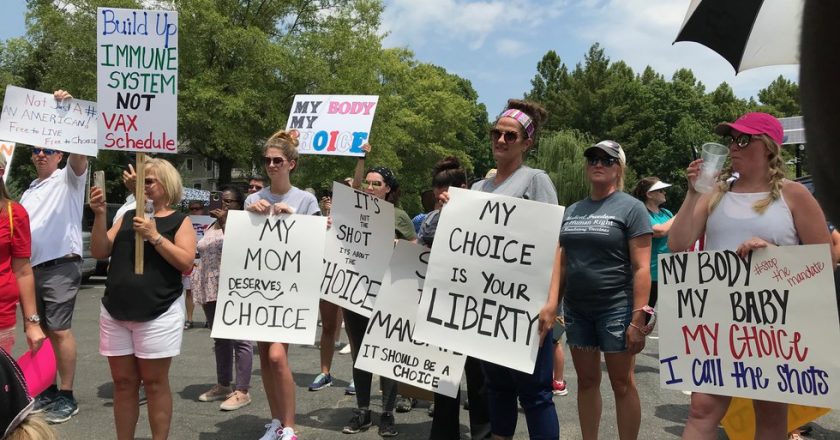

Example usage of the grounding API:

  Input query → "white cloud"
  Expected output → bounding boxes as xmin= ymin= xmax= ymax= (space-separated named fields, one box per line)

xmin=495 ymin=38 xmax=528 ymax=57
xmin=382 ymin=0 xmax=567 ymax=52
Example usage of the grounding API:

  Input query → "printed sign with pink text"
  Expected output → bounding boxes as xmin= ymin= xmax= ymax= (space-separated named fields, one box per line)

xmin=285 ymin=94 xmax=378 ymax=157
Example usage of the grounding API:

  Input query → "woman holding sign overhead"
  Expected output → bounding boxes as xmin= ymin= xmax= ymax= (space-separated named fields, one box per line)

xmin=468 ymin=99 xmax=560 ymax=440
xmin=557 ymin=140 xmax=652 ymax=440
xmin=90 ymin=158 xmax=197 ymax=440
xmin=668 ymin=113 xmax=832 ymax=439
xmin=244 ymin=130 xmax=320 ymax=440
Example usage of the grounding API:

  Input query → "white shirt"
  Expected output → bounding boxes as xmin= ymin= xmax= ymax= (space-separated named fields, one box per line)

xmin=114 ymin=194 xmax=136 ymax=223
xmin=20 ymin=165 xmax=88 ymax=266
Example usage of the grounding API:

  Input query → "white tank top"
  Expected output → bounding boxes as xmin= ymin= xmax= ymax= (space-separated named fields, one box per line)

xmin=705 ymin=191 xmax=799 ymax=251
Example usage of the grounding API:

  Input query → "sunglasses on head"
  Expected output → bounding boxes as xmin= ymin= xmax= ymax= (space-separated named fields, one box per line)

xmin=586 ymin=156 xmax=619 ymax=167
xmin=490 ymin=128 xmax=521 ymax=143
xmin=33 ymin=148 xmax=58 ymax=156
xmin=263 ymin=156 xmax=286 ymax=166
xmin=723 ymin=133 xmax=758 ymax=150
xmin=362 ymin=179 xmax=384 ymax=188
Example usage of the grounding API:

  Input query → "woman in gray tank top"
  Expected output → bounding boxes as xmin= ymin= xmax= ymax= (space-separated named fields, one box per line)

xmin=669 ymin=112 xmax=833 ymax=439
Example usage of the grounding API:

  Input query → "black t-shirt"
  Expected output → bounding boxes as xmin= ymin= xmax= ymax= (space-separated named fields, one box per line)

xmin=102 ymin=209 xmax=187 ymax=321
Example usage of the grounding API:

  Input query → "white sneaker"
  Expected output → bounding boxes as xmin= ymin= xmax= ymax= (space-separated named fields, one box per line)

xmin=339 ymin=344 xmax=352 ymax=355
xmin=279 ymin=427 xmax=298 ymax=440
xmin=259 ymin=419 xmax=283 ymax=440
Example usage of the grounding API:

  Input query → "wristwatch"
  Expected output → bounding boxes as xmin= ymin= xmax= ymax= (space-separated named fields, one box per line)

xmin=26 ymin=314 xmax=40 ymax=324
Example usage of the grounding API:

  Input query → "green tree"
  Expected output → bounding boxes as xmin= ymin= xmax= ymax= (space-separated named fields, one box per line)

xmin=756 ymin=75 xmax=800 ymax=116
xmin=527 ymin=129 xmax=593 ymax=207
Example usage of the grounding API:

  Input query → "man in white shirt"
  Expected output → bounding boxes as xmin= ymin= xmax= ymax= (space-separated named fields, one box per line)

xmin=19 ymin=90 xmax=88 ymax=424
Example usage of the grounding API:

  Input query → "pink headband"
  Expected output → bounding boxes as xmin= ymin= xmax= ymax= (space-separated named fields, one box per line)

xmin=499 ymin=109 xmax=535 ymax=139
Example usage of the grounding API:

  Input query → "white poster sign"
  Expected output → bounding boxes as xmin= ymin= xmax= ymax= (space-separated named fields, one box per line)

xmin=355 ymin=241 xmax=466 ymax=398
xmin=211 ymin=211 xmax=327 ymax=344
xmin=320 ymin=182 xmax=394 ymax=317
xmin=0 ymin=86 xmax=98 ymax=156
xmin=416 ymin=187 xmax=564 ymax=373
xmin=97 ymin=7 xmax=178 ymax=153
xmin=0 ymin=141 xmax=14 ymax=181
xmin=285 ymin=94 xmax=378 ymax=157
xmin=658 ymin=245 xmax=840 ymax=408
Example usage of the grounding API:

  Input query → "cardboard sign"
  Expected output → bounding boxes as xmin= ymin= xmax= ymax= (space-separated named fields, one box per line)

xmin=722 ymin=397 xmax=830 ymax=440
xmin=97 ymin=7 xmax=178 ymax=153
xmin=658 ymin=245 xmax=840 ymax=408
xmin=415 ymin=187 xmax=564 ymax=373
xmin=320 ymin=182 xmax=394 ymax=317
xmin=211 ymin=211 xmax=327 ymax=344
xmin=0 ymin=86 xmax=98 ymax=156
xmin=355 ymin=241 xmax=466 ymax=398
xmin=0 ymin=141 xmax=13 ymax=181
xmin=189 ymin=215 xmax=214 ymax=241
xmin=285 ymin=95 xmax=378 ymax=157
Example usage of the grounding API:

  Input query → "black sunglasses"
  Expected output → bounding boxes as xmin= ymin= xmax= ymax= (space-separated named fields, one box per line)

xmin=490 ymin=128 xmax=521 ymax=144
xmin=144 ymin=177 xmax=158 ymax=186
xmin=263 ymin=156 xmax=286 ymax=166
xmin=33 ymin=148 xmax=58 ymax=156
xmin=248 ymin=184 xmax=263 ymax=190
xmin=722 ymin=134 xmax=758 ymax=150
xmin=586 ymin=156 xmax=619 ymax=167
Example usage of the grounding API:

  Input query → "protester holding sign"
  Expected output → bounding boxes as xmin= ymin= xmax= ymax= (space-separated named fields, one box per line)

xmin=0 ymin=153 xmax=45 ymax=355
xmin=244 ymin=130 xmax=320 ymax=440
xmin=19 ymin=90 xmax=89 ymax=424
xmin=90 ymin=158 xmax=196 ymax=440
xmin=668 ymin=112 xmax=833 ymax=439
xmin=467 ymin=99 xmax=560 ymax=439
xmin=632 ymin=176 xmax=675 ymax=317
xmin=341 ymin=163 xmax=414 ymax=437
xmin=417 ymin=157 xmax=492 ymax=440
xmin=190 ymin=186 xmax=255 ymax=411
xmin=557 ymin=140 xmax=652 ymax=440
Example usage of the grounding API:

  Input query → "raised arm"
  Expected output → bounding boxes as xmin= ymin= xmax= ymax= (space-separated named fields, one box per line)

xmin=668 ymin=160 xmax=712 ymax=251
xmin=351 ymin=143 xmax=371 ymax=190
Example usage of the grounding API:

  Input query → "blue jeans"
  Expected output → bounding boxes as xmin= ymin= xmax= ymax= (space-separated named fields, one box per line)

xmin=564 ymin=304 xmax=632 ymax=353
xmin=481 ymin=335 xmax=558 ymax=439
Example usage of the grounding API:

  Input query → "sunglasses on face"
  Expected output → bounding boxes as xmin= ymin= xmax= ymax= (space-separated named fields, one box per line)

xmin=490 ymin=128 xmax=521 ymax=144
xmin=263 ymin=156 xmax=286 ymax=166
xmin=248 ymin=184 xmax=263 ymax=190
xmin=144 ymin=178 xmax=158 ymax=186
xmin=33 ymin=148 xmax=58 ymax=156
xmin=723 ymin=133 xmax=758 ymax=150
xmin=586 ymin=156 xmax=619 ymax=167
xmin=362 ymin=179 xmax=384 ymax=188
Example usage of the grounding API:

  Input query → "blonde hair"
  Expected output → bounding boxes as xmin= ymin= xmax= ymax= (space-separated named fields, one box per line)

xmin=708 ymin=134 xmax=786 ymax=214
xmin=7 ymin=415 xmax=58 ymax=440
xmin=145 ymin=158 xmax=183 ymax=206
xmin=264 ymin=130 xmax=300 ymax=165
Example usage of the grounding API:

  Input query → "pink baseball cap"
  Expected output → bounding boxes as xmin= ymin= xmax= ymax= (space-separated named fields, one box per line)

xmin=714 ymin=112 xmax=784 ymax=145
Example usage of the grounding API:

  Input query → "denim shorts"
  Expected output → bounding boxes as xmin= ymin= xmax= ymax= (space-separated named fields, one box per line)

xmin=564 ymin=304 xmax=632 ymax=353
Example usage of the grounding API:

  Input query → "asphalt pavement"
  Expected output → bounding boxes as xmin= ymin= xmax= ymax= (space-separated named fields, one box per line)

xmin=12 ymin=278 xmax=840 ymax=439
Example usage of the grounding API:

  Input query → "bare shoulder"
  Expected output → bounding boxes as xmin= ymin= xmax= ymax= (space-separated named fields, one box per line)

xmin=781 ymin=179 xmax=814 ymax=205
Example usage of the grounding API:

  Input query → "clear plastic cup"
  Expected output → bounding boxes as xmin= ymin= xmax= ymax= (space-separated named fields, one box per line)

xmin=694 ymin=142 xmax=729 ymax=194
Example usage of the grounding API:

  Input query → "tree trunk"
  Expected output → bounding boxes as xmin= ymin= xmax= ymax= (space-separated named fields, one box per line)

xmin=218 ymin=158 xmax=233 ymax=185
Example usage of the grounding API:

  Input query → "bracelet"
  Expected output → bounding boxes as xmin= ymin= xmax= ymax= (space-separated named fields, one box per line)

xmin=629 ymin=322 xmax=650 ymax=335
xmin=151 ymin=234 xmax=164 ymax=246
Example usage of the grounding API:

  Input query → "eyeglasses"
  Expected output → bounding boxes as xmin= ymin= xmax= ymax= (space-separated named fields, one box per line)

xmin=586 ymin=156 xmax=619 ymax=167
xmin=144 ymin=177 xmax=158 ymax=186
xmin=263 ymin=156 xmax=286 ymax=166
xmin=723 ymin=134 xmax=758 ymax=150
xmin=33 ymin=148 xmax=58 ymax=156
xmin=362 ymin=179 xmax=384 ymax=188
xmin=490 ymin=128 xmax=521 ymax=144
xmin=222 ymin=198 xmax=241 ymax=205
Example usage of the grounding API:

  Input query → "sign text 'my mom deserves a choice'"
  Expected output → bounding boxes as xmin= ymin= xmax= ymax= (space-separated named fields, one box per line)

xmin=97 ymin=8 xmax=178 ymax=153
xmin=416 ymin=188 xmax=564 ymax=373
xmin=211 ymin=211 xmax=327 ymax=344
xmin=658 ymin=245 xmax=840 ymax=408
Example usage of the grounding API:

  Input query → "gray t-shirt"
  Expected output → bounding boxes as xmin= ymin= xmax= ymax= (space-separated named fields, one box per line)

xmin=471 ymin=165 xmax=558 ymax=204
xmin=560 ymin=191 xmax=651 ymax=312
xmin=244 ymin=186 xmax=321 ymax=215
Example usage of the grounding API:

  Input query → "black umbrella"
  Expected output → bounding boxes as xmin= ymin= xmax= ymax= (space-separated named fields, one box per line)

xmin=674 ymin=0 xmax=802 ymax=73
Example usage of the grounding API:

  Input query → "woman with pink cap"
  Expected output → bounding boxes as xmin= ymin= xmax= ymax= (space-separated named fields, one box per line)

xmin=669 ymin=112 xmax=833 ymax=439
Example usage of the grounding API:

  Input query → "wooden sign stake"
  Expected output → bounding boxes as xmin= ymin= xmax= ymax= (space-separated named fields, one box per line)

xmin=134 ymin=153 xmax=146 ymax=274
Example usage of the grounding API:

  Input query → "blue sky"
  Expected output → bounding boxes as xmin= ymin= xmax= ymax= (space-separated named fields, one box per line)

xmin=1 ymin=0 xmax=799 ymax=116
